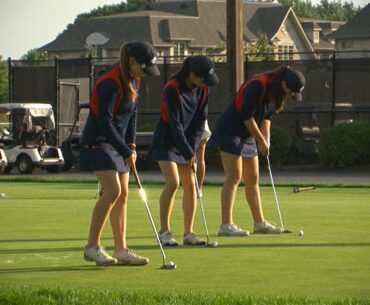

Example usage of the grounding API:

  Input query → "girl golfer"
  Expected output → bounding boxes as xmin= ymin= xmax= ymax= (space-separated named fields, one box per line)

xmin=80 ymin=41 xmax=159 ymax=265
xmin=209 ymin=66 xmax=305 ymax=236
xmin=148 ymin=56 xmax=219 ymax=246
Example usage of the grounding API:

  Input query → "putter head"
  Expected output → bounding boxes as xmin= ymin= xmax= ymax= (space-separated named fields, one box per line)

xmin=207 ymin=241 xmax=218 ymax=248
xmin=282 ymin=229 xmax=293 ymax=233
xmin=161 ymin=261 xmax=176 ymax=270
xmin=204 ymin=236 xmax=218 ymax=247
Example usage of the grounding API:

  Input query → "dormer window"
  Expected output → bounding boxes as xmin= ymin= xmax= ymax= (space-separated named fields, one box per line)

xmin=313 ymin=31 xmax=319 ymax=44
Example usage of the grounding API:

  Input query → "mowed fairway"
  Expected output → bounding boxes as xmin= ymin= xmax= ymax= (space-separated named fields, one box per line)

xmin=0 ymin=180 xmax=369 ymax=304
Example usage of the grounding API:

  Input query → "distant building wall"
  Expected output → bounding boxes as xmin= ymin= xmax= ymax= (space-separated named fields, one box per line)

xmin=336 ymin=38 xmax=370 ymax=58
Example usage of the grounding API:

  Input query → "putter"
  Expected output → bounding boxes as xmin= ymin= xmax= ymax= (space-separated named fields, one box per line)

xmin=192 ymin=165 xmax=218 ymax=247
xmin=293 ymin=186 xmax=315 ymax=193
xmin=266 ymin=156 xmax=292 ymax=234
xmin=131 ymin=165 xmax=176 ymax=270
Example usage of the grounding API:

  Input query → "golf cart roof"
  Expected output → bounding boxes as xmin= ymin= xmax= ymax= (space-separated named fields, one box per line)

xmin=0 ymin=103 xmax=53 ymax=111
xmin=0 ymin=103 xmax=55 ymax=130
xmin=0 ymin=103 xmax=54 ymax=118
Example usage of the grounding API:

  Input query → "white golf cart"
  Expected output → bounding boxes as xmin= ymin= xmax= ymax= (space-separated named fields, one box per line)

xmin=0 ymin=103 xmax=64 ymax=174
xmin=0 ymin=146 xmax=7 ymax=174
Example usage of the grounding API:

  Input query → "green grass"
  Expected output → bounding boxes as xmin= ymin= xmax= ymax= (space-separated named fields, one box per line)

xmin=0 ymin=181 xmax=369 ymax=304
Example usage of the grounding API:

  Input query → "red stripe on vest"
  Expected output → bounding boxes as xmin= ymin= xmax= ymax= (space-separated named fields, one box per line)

xmin=234 ymin=74 xmax=272 ymax=112
xmin=160 ymin=80 xmax=208 ymax=122
xmin=199 ymin=85 xmax=208 ymax=107
xmin=160 ymin=79 xmax=180 ymax=122
xmin=90 ymin=63 xmax=139 ymax=117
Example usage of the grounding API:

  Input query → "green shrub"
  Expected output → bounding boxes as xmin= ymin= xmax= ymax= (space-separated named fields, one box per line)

xmin=269 ymin=125 xmax=292 ymax=165
xmin=205 ymin=148 xmax=221 ymax=168
xmin=137 ymin=123 xmax=156 ymax=132
xmin=319 ymin=122 xmax=370 ymax=168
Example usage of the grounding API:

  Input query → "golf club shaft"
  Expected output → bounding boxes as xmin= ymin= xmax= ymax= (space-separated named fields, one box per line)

xmin=131 ymin=165 xmax=167 ymax=265
xmin=193 ymin=165 xmax=210 ymax=244
xmin=266 ymin=156 xmax=285 ymax=230
xmin=95 ymin=182 xmax=101 ymax=199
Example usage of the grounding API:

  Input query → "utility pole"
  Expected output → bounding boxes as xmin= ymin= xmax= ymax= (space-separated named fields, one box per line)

xmin=227 ymin=0 xmax=244 ymax=99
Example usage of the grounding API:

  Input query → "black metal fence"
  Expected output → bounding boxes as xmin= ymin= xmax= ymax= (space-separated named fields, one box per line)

xmin=6 ymin=51 xmax=370 ymax=164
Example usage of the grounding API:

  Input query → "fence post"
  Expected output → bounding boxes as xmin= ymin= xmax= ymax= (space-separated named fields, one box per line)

xmin=244 ymin=54 xmax=249 ymax=81
xmin=7 ymin=58 xmax=12 ymax=102
xmin=331 ymin=52 xmax=336 ymax=126
xmin=89 ymin=55 xmax=93 ymax=101
xmin=227 ymin=0 xmax=244 ymax=99
xmin=54 ymin=56 xmax=60 ymax=146
xmin=163 ymin=56 xmax=168 ymax=86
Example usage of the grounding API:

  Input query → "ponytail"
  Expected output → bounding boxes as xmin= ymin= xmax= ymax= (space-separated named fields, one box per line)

xmin=269 ymin=65 xmax=290 ymax=112
xmin=119 ymin=43 xmax=138 ymax=102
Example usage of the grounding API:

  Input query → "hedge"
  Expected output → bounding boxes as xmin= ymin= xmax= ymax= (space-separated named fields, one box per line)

xmin=319 ymin=122 xmax=370 ymax=168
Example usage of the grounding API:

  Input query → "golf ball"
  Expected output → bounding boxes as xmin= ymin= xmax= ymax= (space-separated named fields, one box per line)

xmin=168 ymin=261 xmax=175 ymax=267
xmin=298 ymin=230 xmax=304 ymax=236
xmin=212 ymin=241 xmax=219 ymax=247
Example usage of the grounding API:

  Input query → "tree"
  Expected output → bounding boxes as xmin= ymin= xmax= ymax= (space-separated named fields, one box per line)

xmin=0 ymin=55 xmax=8 ymax=103
xmin=277 ymin=0 xmax=360 ymax=21
xmin=244 ymin=32 xmax=275 ymax=61
xmin=75 ymin=0 xmax=151 ymax=20
xmin=55 ymin=0 xmax=152 ymax=42
xmin=21 ymin=49 xmax=48 ymax=61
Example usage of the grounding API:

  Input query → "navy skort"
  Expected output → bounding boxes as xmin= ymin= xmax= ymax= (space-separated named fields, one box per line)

xmin=208 ymin=126 xmax=258 ymax=158
xmin=79 ymin=143 xmax=129 ymax=173
xmin=148 ymin=147 xmax=189 ymax=165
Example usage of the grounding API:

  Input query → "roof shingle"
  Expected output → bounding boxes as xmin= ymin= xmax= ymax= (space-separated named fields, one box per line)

xmin=39 ymin=0 xmax=301 ymax=52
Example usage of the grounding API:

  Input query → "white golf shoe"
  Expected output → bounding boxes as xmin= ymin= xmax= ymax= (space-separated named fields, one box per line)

xmin=218 ymin=224 xmax=249 ymax=236
xmin=183 ymin=233 xmax=206 ymax=246
xmin=83 ymin=246 xmax=117 ymax=266
xmin=253 ymin=220 xmax=283 ymax=234
xmin=159 ymin=231 xmax=178 ymax=246
xmin=113 ymin=249 xmax=149 ymax=266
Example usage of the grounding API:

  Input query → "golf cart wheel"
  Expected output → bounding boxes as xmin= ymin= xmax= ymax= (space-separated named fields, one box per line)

xmin=4 ymin=165 xmax=13 ymax=174
xmin=17 ymin=155 xmax=34 ymax=174
xmin=61 ymin=140 xmax=74 ymax=171
xmin=61 ymin=160 xmax=73 ymax=171
xmin=46 ymin=165 xmax=62 ymax=173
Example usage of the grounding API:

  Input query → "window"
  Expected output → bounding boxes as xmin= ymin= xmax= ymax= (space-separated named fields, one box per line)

xmin=277 ymin=45 xmax=294 ymax=60
xmin=96 ymin=45 xmax=103 ymax=59
xmin=174 ymin=43 xmax=186 ymax=61
xmin=340 ymin=40 xmax=353 ymax=50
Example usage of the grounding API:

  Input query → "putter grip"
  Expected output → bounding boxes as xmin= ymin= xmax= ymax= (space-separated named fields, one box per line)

xmin=131 ymin=165 xmax=142 ymax=189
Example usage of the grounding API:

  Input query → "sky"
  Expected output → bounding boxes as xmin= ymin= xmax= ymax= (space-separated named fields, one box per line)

xmin=0 ymin=0 xmax=124 ymax=59
xmin=0 ymin=0 xmax=369 ymax=60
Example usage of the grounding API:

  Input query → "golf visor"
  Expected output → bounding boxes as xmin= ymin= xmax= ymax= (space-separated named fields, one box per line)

xmin=284 ymin=69 xmax=305 ymax=102
xmin=189 ymin=56 xmax=219 ymax=86
xmin=128 ymin=41 xmax=160 ymax=77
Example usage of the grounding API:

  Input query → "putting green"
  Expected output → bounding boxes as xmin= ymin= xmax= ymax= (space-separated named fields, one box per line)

xmin=0 ymin=181 xmax=369 ymax=304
